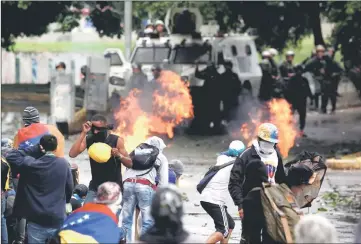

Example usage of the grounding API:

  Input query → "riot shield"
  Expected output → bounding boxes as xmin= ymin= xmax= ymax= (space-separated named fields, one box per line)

xmin=50 ymin=71 xmax=75 ymax=123
xmin=84 ymin=56 xmax=110 ymax=112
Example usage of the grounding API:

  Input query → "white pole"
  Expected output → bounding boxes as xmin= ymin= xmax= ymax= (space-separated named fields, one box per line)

xmin=124 ymin=0 xmax=132 ymax=61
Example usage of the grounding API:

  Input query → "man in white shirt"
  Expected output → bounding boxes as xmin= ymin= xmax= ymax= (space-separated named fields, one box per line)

xmin=122 ymin=136 xmax=169 ymax=243
xmin=200 ymin=140 xmax=245 ymax=244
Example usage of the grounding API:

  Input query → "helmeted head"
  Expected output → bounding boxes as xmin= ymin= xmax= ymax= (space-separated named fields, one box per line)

xmin=56 ymin=62 xmax=66 ymax=71
xmin=224 ymin=61 xmax=233 ymax=71
xmin=285 ymin=50 xmax=295 ymax=62
xmin=151 ymin=185 xmax=184 ymax=225
xmin=22 ymin=106 xmax=40 ymax=126
xmin=257 ymin=123 xmax=278 ymax=155
xmin=155 ymin=20 xmax=165 ymax=33
xmin=145 ymin=136 xmax=166 ymax=152
xmin=262 ymin=50 xmax=271 ymax=59
xmin=269 ymin=48 xmax=278 ymax=58
xmin=220 ymin=140 xmax=245 ymax=158
xmin=316 ymin=45 xmax=325 ymax=59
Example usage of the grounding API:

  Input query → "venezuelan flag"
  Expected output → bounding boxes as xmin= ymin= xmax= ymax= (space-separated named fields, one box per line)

xmin=14 ymin=123 xmax=65 ymax=157
xmin=57 ymin=203 xmax=121 ymax=244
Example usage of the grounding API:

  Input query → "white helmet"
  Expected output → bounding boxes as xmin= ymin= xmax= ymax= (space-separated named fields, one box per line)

xmin=155 ymin=20 xmax=164 ymax=26
xmin=316 ymin=45 xmax=325 ymax=52
xmin=286 ymin=50 xmax=295 ymax=56
xmin=262 ymin=50 xmax=271 ymax=57
xmin=269 ymin=48 xmax=278 ymax=57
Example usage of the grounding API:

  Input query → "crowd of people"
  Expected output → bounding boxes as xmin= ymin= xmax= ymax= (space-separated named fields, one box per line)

xmin=3 ymin=104 xmax=361 ymax=243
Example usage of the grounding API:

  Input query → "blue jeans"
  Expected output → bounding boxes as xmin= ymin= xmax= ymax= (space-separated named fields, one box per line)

xmin=27 ymin=222 xmax=57 ymax=244
xmin=121 ymin=182 xmax=154 ymax=242
xmin=1 ymin=195 xmax=8 ymax=244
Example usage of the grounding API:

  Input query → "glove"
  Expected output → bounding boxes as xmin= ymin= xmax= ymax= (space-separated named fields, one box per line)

xmin=66 ymin=203 xmax=72 ymax=214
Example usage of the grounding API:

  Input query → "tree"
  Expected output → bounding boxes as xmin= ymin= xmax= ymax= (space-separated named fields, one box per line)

xmin=1 ymin=1 xmax=79 ymax=50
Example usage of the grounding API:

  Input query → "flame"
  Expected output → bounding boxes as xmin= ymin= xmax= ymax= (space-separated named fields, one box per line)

xmin=112 ymin=71 xmax=193 ymax=152
xmin=240 ymin=98 xmax=298 ymax=158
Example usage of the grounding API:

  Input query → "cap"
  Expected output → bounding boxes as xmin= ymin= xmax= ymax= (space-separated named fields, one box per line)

xmin=95 ymin=182 xmax=121 ymax=204
xmin=22 ymin=106 xmax=40 ymax=125
xmin=229 ymin=140 xmax=246 ymax=151
xmin=169 ymin=159 xmax=184 ymax=176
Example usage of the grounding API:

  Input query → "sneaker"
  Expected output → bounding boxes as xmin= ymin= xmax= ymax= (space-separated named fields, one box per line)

xmin=299 ymin=131 xmax=308 ymax=138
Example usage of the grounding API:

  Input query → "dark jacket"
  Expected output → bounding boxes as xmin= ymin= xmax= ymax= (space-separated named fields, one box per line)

xmin=228 ymin=145 xmax=286 ymax=209
xmin=6 ymin=145 xmax=73 ymax=228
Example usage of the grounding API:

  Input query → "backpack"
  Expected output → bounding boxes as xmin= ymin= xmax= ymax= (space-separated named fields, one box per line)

xmin=196 ymin=161 xmax=234 ymax=194
xmin=129 ymin=143 xmax=159 ymax=171
xmin=254 ymin=183 xmax=302 ymax=243
xmin=285 ymin=151 xmax=327 ymax=208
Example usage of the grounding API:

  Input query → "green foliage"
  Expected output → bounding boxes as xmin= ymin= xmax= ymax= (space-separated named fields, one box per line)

xmin=1 ymin=1 xmax=76 ymax=50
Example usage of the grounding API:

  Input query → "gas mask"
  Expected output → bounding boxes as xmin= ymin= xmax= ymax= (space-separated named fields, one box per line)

xmin=259 ymin=140 xmax=276 ymax=155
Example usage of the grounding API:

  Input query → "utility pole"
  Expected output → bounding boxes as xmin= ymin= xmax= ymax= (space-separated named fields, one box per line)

xmin=124 ymin=0 xmax=132 ymax=61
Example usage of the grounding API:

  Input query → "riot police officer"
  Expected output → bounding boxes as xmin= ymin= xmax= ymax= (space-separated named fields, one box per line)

xmin=281 ymin=51 xmax=312 ymax=137
xmin=305 ymin=45 xmax=342 ymax=114
xmin=258 ymin=51 xmax=274 ymax=102
xmin=194 ymin=61 xmax=222 ymax=134
xmin=219 ymin=61 xmax=242 ymax=122
xmin=128 ymin=63 xmax=148 ymax=92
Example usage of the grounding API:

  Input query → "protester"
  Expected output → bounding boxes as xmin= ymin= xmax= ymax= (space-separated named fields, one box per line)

xmin=69 ymin=114 xmax=132 ymax=203
xmin=6 ymin=135 xmax=73 ymax=244
xmin=200 ymin=140 xmax=245 ymax=244
xmin=140 ymin=185 xmax=202 ymax=243
xmin=1 ymin=139 xmax=13 ymax=244
xmin=168 ymin=159 xmax=185 ymax=186
xmin=294 ymin=215 xmax=338 ymax=243
xmin=13 ymin=106 xmax=65 ymax=157
xmin=228 ymin=123 xmax=286 ymax=244
xmin=70 ymin=184 xmax=88 ymax=212
xmin=49 ymin=182 xmax=124 ymax=244
xmin=122 ymin=136 xmax=169 ymax=242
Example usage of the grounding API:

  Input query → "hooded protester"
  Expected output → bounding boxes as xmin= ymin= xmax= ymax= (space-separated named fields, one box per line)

xmin=228 ymin=123 xmax=286 ymax=244
xmin=122 ymin=136 xmax=169 ymax=242
xmin=49 ymin=182 xmax=124 ymax=244
xmin=69 ymin=114 xmax=132 ymax=204
xmin=200 ymin=140 xmax=245 ymax=244
xmin=140 ymin=185 xmax=202 ymax=244
xmin=70 ymin=184 xmax=89 ymax=212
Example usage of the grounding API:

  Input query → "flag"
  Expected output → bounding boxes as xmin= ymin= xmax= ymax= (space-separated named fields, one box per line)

xmin=58 ymin=203 xmax=121 ymax=243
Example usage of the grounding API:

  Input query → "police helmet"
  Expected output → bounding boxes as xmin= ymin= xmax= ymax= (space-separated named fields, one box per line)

xmin=262 ymin=50 xmax=271 ymax=57
xmin=316 ymin=45 xmax=325 ymax=52
xmin=286 ymin=50 xmax=295 ymax=57
xmin=269 ymin=48 xmax=279 ymax=57
xmin=155 ymin=20 xmax=164 ymax=27
xmin=151 ymin=185 xmax=183 ymax=223
xmin=151 ymin=65 xmax=162 ymax=72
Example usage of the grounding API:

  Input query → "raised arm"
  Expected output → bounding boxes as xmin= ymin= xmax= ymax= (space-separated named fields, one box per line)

xmin=69 ymin=122 xmax=90 ymax=158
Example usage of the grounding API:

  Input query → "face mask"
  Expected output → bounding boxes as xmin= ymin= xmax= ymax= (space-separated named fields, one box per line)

xmin=90 ymin=126 xmax=108 ymax=143
xmin=259 ymin=141 xmax=275 ymax=155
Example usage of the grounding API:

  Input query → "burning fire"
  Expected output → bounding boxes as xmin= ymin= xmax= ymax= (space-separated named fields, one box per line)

xmin=240 ymin=98 xmax=298 ymax=158
xmin=112 ymin=71 xmax=194 ymax=152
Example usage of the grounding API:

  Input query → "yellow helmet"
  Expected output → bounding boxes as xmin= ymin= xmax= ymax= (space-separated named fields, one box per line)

xmin=88 ymin=143 xmax=112 ymax=163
